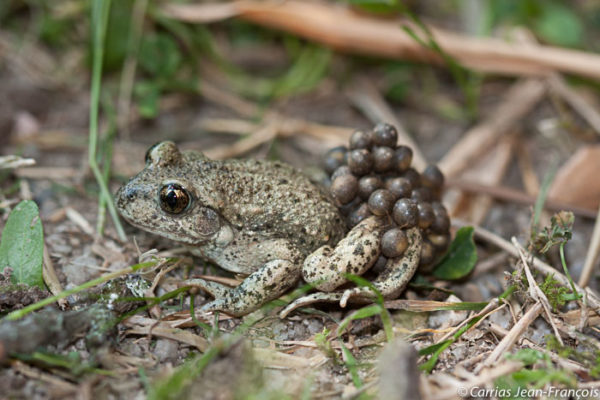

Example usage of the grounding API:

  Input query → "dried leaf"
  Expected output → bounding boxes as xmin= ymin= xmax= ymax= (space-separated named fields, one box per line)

xmin=548 ymin=145 xmax=600 ymax=210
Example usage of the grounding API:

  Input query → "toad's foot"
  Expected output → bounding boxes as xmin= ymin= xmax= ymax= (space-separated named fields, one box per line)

xmin=279 ymin=292 xmax=344 ymax=318
xmin=282 ymin=227 xmax=421 ymax=316
xmin=183 ymin=259 xmax=301 ymax=317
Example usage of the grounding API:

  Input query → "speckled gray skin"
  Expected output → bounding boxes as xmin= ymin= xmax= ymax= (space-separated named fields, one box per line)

xmin=116 ymin=141 xmax=421 ymax=316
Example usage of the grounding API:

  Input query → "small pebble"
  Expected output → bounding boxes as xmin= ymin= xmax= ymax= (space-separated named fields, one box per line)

xmin=348 ymin=149 xmax=374 ymax=176
xmin=368 ymin=189 xmax=396 ymax=216
xmin=381 ymin=228 xmax=409 ymax=258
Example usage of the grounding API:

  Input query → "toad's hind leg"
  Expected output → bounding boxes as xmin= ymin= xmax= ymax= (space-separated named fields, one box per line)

xmin=185 ymin=260 xmax=301 ymax=317
xmin=340 ymin=227 xmax=422 ymax=306
xmin=302 ymin=216 xmax=384 ymax=292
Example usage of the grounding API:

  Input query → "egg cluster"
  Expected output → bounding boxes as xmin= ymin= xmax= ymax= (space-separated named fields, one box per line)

xmin=324 ymin=123 xmax=451 ymax=270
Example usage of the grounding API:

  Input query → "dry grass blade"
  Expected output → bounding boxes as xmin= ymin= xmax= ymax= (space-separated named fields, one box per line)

xmin=42 ymin=245 xmax=67 ymax=309
xmin=455 ymin=219 xmax=600 ymax=312
xmin=162 ymin=1 xmax=600 ymax=79
xmin=447 ymin=135 xmax=514 ymax=222
xmin=0 ymin=155 xmax=36 ymax=169
xmin=478 ymin=302 xmax=543 ymax=372
xmin=548 ymin=74 xmax=600 ymax=136
xmin=512 ymin=237 xmax=563 ymax=345
xmin=427 ymin=361 xmax=524 ymax=400
xmin=123 ymin=315 xmax=209 ymax=351
xmin=446 ymin=179 xmax=597 ymax=219
xmin=439 ymin=79 xmax=545 ymax=177
xmin=11 ymin=361 xmax=77 ymax=395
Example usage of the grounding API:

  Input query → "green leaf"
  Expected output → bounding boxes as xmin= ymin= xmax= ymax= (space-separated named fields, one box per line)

xmin=432 ymin=226 xmax=477 ymax=280
xmin=139 ymin=33 xmax=182 ymax=78
xmin=0 ymin=200 xmax=44 ymax=289
xmin=534 ymin=4 xmax=583 ymax=47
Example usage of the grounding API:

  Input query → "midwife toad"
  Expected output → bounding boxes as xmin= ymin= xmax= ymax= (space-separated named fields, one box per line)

xmin=115 ymin=140 xmax=424 ymax=316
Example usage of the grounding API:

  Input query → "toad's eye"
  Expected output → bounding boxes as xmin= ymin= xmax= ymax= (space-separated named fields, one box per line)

xmin=159 ymin=183 xmax=191 ymax=214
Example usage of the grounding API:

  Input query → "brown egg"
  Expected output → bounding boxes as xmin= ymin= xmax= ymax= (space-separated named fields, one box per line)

xmin=348 ymin=149 xmax=374 ymax=176
xmin=368 ymin=189 xmax=396 ymax=216
xmin=373 ymin=122 xmax=398 ymax=147
xmin=347 ymin=202 xmax=371 ymax=227
xmin=419 ymin=240 xmax=436 ymax=267
xmin=401 ymin=168 xmax=421 ymax=188
xmin=417 ymin=202 xmax=434 ymax=229
xmin=323 ymin=146 xmax=348 ymax=175
xmin=385 ymin=177 xmax=412 ymax=199
xmin=372 ymin=255 xmax=388 ymax=274
xmin=381 ymin=228 xmax=409 ymax=258
xmin=358 ymin=176 xmax=384 ymax=200
xmin=331 ymin=165 xmax=352 ymax=181
xmin=394 ymin=146 xmax=413 ymax=172
xmin=421 ymin=165 xmax=445 ymax=190
xmin=430 ymin=202 xmax=450 ymax=233
xmin=428 ymin=232 xmax=450 ymax=249
xmin=331 ymin=174 xmax=358 ymax=205
xmin=349 ymin=129 xmax=374 ymax=150
xmin=373 ymin=146 xmax=395 ymax=172
xmin=411 ymin=187 xmax=433 ymax=202
xmin=392 ymin=198 xmax=418 ymax=228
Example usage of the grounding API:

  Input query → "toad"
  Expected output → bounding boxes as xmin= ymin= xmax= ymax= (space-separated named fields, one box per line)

xmin=115 ymin=124 xmax=449 ymax=317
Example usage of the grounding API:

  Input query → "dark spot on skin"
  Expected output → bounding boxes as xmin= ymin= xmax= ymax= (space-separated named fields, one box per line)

xmin=353 ymin=244 xmax=365 ymax=256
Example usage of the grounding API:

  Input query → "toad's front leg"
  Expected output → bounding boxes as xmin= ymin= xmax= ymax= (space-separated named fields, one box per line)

xmin=184 ymin=239 xmax=304 ymax=317
xmin=186 ymin=259 xmax=302 ymax=317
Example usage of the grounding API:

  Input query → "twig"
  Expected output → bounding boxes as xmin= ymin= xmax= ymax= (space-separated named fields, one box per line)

xmin=0 ymin=155 xmax=36 ymax=169
xmin=478 ymin=302 xmax=543 ymax=372
xmin=579 ymin=204 xmax=600 ymax=287
xmin=427 ymin=361 xmax=524 ymax=400
xmin=42 ymin=244 xmax=67 ymax=310
xmin=447 ymin=179 xmax=597 ymax=219
xmin=439 ymin=79 xmax=546 ymax=177
xmin=453 ymin=219 xmax=600 ymax=312
xmin=162 ymin=1 xmax=600 ymax=80
xmin=548 ymin=74 xmax=600 ymax=137
xmin=512 ymin=237 xmax=563 ymax=345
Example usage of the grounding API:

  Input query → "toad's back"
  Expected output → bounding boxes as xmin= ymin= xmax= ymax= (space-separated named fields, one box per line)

xmin=188 ymin=154 xmax=346 ymax=254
